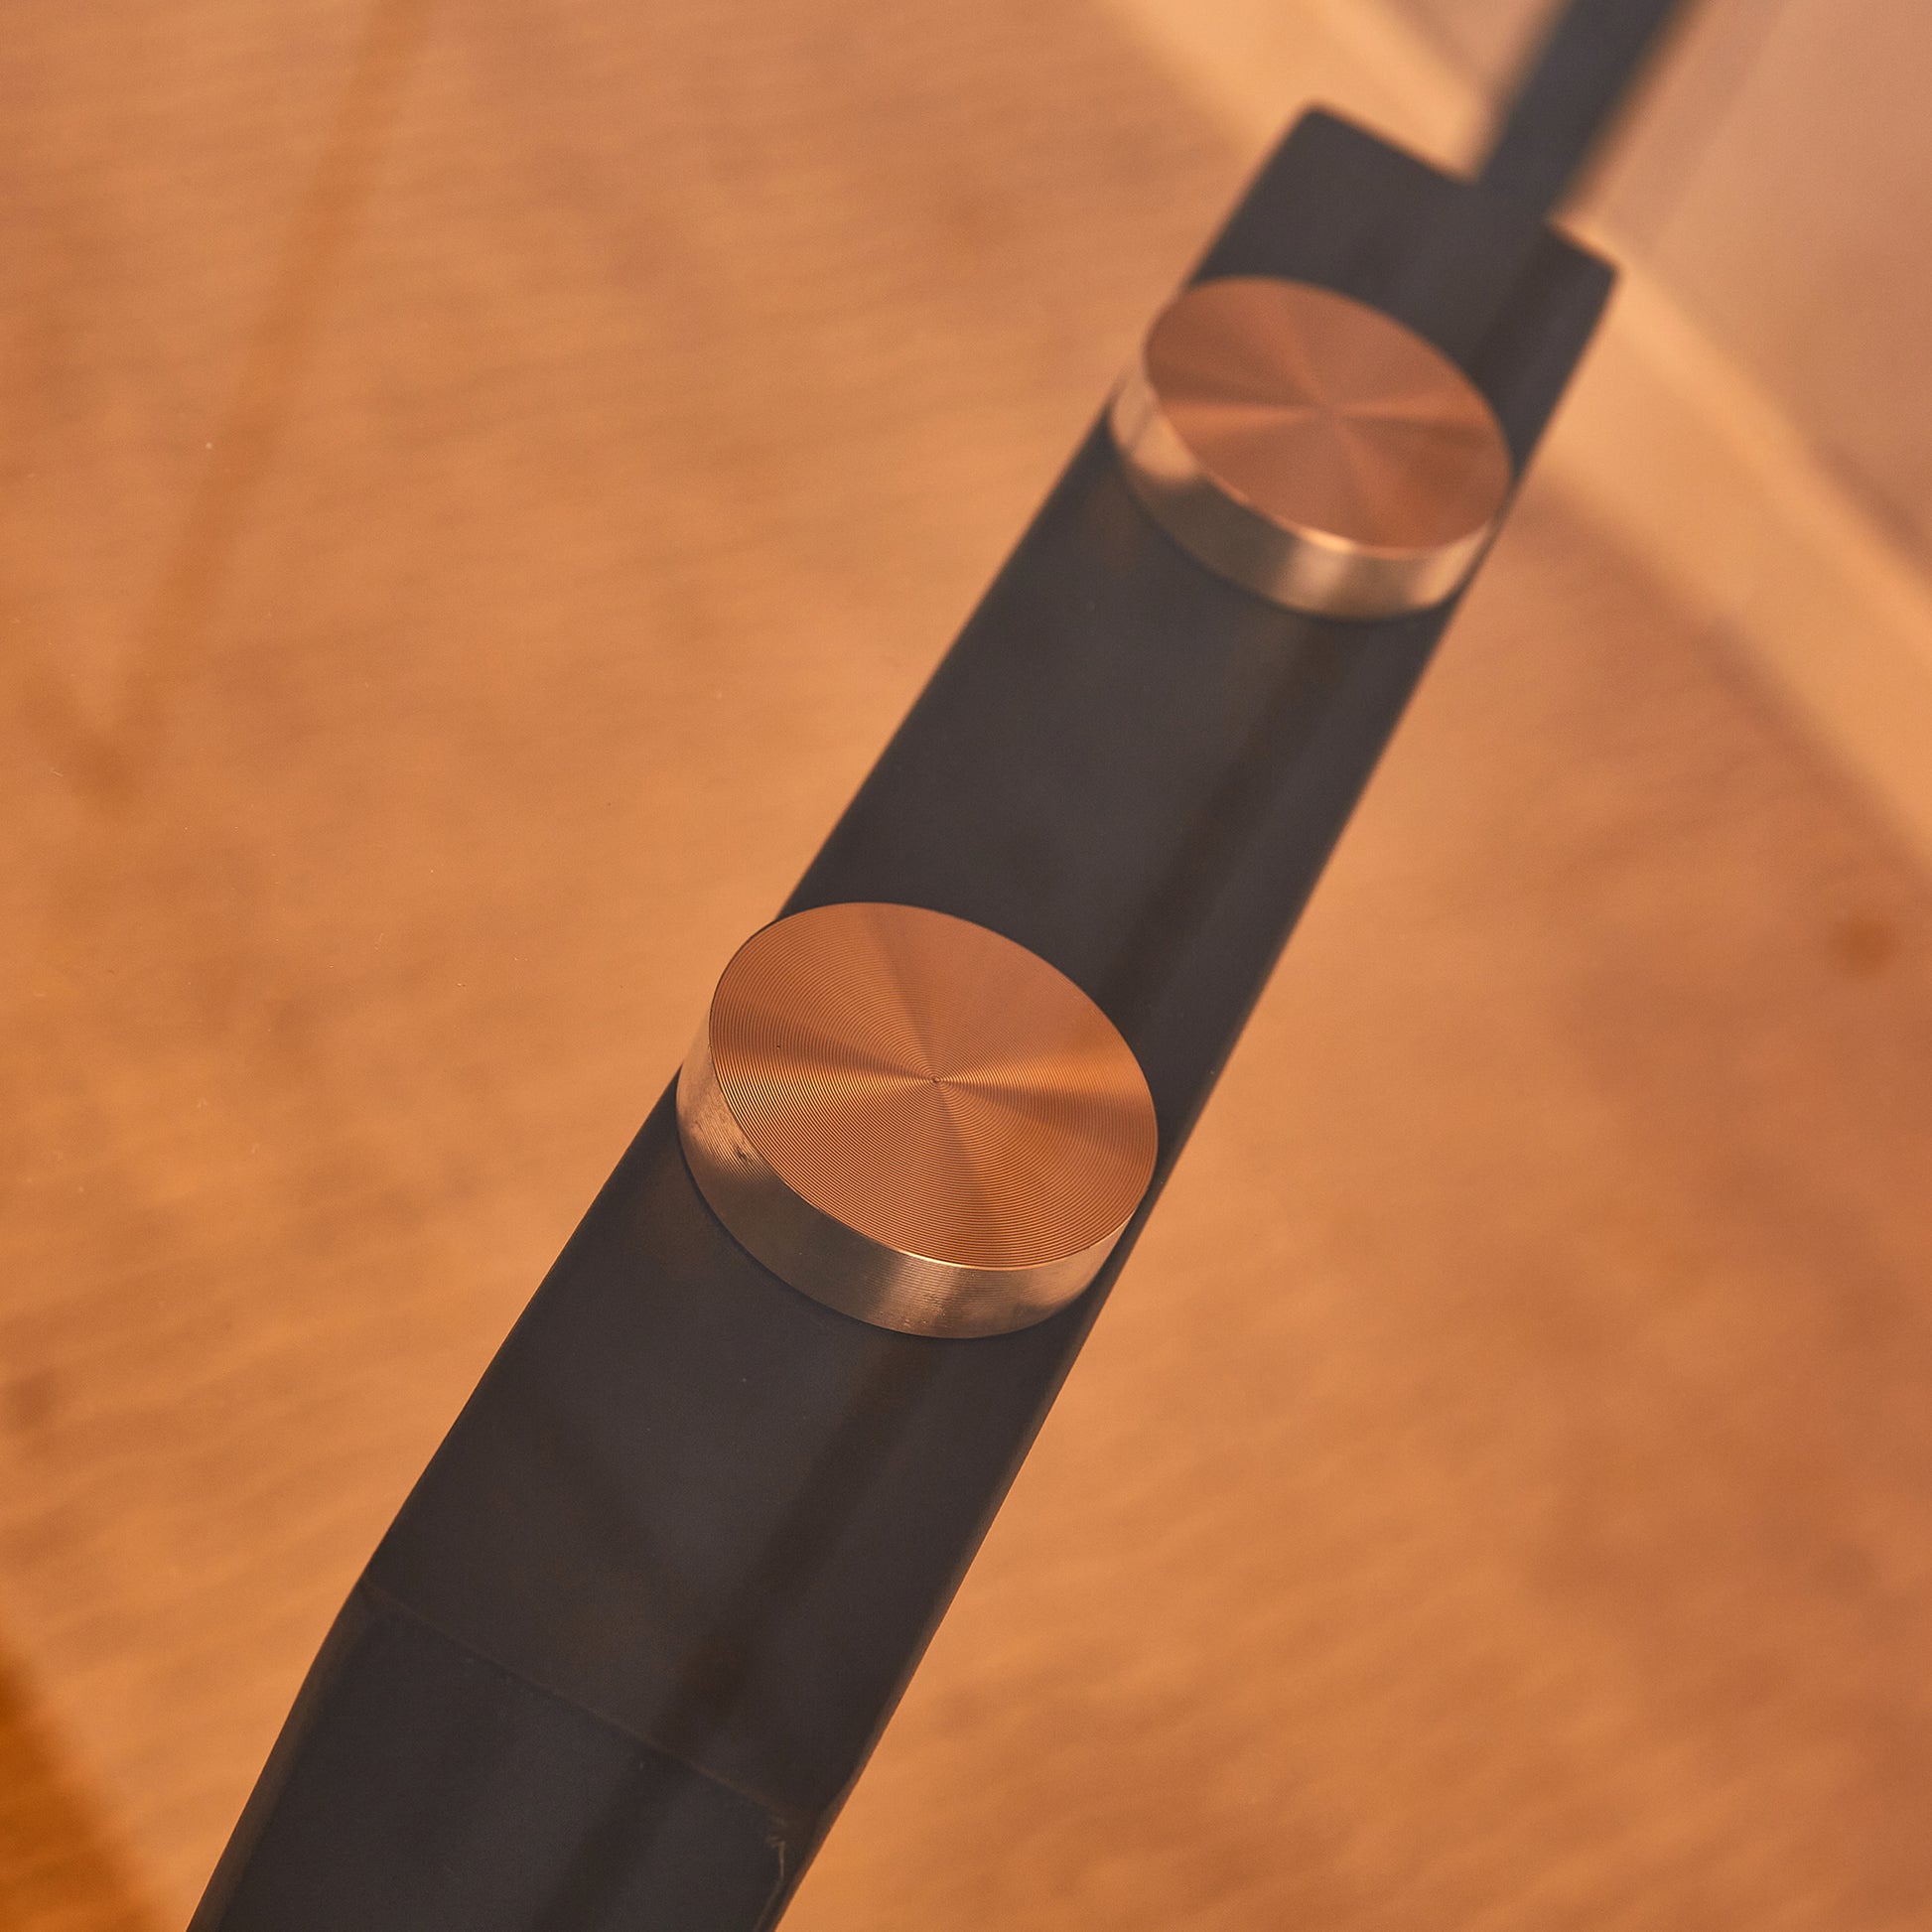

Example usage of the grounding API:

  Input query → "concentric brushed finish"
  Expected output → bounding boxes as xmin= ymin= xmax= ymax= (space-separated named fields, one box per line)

xmin=1109 ymin=277 xmax=1513 ymax=619
xmin=677 ymin=902 xmax=1158 ymax=1337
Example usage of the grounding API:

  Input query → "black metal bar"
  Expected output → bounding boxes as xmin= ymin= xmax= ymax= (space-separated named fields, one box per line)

xmin=191 ymin=109 xmax=1613 ymax=1931
xmin=1479 ymin=0 xmax=1694 ymax=215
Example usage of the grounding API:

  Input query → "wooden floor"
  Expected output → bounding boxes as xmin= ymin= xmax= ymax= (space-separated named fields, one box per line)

xmin=5 ymin=1 xmax=1932 ymax=1926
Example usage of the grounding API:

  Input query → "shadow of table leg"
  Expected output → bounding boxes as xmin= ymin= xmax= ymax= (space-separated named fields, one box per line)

xmin=0 ymin=1643 xmax=160 ymax=1932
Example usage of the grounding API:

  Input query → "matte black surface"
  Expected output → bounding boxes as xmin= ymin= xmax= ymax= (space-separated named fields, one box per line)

xmin=194 ymin=110 xmax=1613 ymax=1930
xmin=1479 ymin=0 xmax=1693 ymax=214
xmin=193 ymin=1587 xmax=785 ymax=1931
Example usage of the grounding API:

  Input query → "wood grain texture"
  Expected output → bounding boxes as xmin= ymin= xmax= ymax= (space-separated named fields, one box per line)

xmin=3 ymin=0 xmax=1931 ymax=1927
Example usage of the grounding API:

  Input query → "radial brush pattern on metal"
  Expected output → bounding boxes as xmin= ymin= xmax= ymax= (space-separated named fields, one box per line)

xmin=1110 ymin=276 xmax=1513 ymax=618
xmin=677 ymin=902 xmax=1158 ymax=1337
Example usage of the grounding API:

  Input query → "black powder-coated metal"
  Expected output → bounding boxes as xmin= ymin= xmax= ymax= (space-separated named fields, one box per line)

xmin=191 ymin=110 xmax=1612 ymax=1930
xmin=1478 ymin=0 xmax=1692 ymax=216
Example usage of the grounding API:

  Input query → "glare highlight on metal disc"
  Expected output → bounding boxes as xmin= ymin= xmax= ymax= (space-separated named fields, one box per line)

xmin=677 ymin=901 xmax=1158 ymax=1337
xmin=1109 ymin=276 xmax=1513 ymax=618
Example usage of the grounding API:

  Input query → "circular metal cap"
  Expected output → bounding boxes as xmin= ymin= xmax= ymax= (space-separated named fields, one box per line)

xmin=1109 ymin=277 xmax=1513 ymax=619
xmin=677 ymin=901 xmax=1158 ymax=1338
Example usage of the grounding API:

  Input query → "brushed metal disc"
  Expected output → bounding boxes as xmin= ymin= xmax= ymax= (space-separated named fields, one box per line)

xmin=1109 ymin=276 xmax=1513 ymax=619
xmin=677 ymin=901 xmax=1158 ymax=1338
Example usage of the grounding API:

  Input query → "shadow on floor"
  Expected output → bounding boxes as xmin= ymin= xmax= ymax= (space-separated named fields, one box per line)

xmin=0 ymin=1640 xmax=159 ymax=1932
